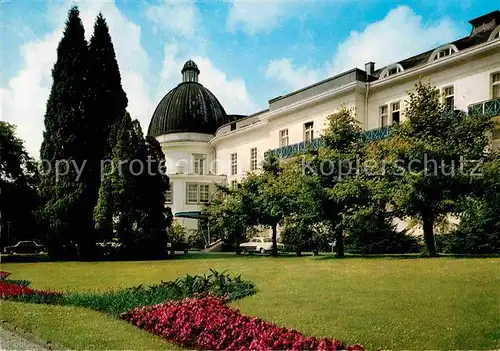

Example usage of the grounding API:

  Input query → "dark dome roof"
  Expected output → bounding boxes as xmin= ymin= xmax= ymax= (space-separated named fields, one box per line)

xmin=148 ymin=60 xmax=229 ymax=136
xmin=182 ymin=60 xmax=199 ymax=74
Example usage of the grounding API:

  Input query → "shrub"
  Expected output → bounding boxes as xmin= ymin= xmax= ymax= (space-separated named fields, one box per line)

xmin=440 ymin=199 xmax=500 ymax=254
xmin=345 ymin=209 xmax=420 ymax=254
xmin=121 ymin=295 xmax=364 ymax=351
xmin=63 ymin=269 xmax=256 ymax=316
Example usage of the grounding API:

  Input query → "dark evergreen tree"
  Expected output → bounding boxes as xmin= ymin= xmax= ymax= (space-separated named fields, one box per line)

xmin=39 ymin=6 xmax=90 ymax=259
xmin=94 ymin=114 xmax=170 ymax=259
xmin=84 ymin=13 xmax=128 ymax=249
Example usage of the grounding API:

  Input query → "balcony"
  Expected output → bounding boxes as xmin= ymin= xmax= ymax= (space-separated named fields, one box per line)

xmin=264 ymin=138 xmax=324 ymax=159
xmin=468 ymin=98 xmax=500 ymax=118
xmin=265 ymin=126 xmax=393 ymax=159
xmin=362 ymin=126 xmax=392 ymax=142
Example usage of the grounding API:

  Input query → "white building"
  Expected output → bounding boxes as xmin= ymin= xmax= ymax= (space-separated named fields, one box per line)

xmin=148 ymin=10 xmax=500 ymax=236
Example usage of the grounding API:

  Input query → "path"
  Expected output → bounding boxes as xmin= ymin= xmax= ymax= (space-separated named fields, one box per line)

xmin=0 ymin=327 xmax=48 ymax=350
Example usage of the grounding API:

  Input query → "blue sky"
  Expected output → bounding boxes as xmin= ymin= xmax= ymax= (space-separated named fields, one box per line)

xmin=1 ymin=0 xmax=497 ymax=157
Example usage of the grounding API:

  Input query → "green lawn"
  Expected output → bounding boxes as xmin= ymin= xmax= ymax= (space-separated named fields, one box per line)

xmin=1 ymin=255 xmax=499 ymax=350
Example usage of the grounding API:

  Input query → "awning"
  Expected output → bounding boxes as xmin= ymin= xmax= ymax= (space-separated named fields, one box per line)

xmin=174 ymin=211 xmax=205 ymax=219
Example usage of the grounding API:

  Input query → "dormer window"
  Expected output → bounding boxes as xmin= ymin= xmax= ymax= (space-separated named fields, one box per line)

xmin=379 ymin=64 xmax=404 ymax=79
xmin=489 ymin=25 xmax=500 ymax=41
xmin=428 ymin=44 xmax=459 ymax=62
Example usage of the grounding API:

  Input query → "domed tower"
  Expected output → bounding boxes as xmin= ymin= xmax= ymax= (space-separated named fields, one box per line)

xmin=148 ymin=60 xmax=229 ymax=234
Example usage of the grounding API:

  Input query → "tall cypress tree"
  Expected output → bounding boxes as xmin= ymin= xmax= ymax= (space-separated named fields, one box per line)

xmin=39 ymin=6 xmax=90 ymax=259
xmin=85 ymin=14 xmax=128 ymax=248
xmin=87 ymin=13 xmax=128 ymax=159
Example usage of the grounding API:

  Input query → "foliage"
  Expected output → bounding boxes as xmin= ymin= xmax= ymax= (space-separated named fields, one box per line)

xmin=0 ymin=269 xmax=256 ymax=318
xmin=38 ymin=6 xmax=92 ymax=259
xmin=0 ymin=122 xmax=41 ymax=247
xmin=438 ymin=198 xmax=500 ymax=254
xmin=344 ymin=208 xmax=420 ymax=254
xmin=167 ymin=221 xmax=187 ymax=246
xmin=121 ymin=295 xmax=365 ymax=351
xmin=365 ymin=81 xmax=493 ymax=256
xmin=203 ymin=184 xmax=249 ymax=250
xmin=309 ymin=105 xmax=366 ymax=257
xmin=94 ymin=114 xmax=171 ymax=259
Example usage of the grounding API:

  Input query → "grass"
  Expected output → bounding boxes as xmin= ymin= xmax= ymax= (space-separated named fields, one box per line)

xmin=1 ymin=255 xmax=499 ymax=350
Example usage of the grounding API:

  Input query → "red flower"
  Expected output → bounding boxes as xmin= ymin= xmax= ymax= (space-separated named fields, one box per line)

xmin=121 ymin=295 xmax=364 ymax=351
xmin=0 ymin=280 xmax=61 ymax=299
xmin=0 ymin=271 xmax=11 ymax=280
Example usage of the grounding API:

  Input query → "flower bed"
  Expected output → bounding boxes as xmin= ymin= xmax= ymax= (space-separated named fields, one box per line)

xmin=121 ymin=295 xmax=364 ymax=351
xmin=0 ymin=280 xmax=62 ymax=302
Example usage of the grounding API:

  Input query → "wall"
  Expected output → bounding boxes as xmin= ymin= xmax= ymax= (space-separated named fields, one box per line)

xmin=366 ymin=46 xmax=500 ymax=129
xmin=213 ymin=90 xmax=361 ymax=182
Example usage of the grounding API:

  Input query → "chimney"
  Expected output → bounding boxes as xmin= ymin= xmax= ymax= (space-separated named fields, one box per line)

xmin=365 ymin=62 xmax=375 ymax=75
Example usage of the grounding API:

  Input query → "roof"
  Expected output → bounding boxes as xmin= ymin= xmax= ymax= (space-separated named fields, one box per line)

xmin=148 ymin=61 xmax=230 ymax=136
xmin=374 ymin=11 xmax=500 ymax=76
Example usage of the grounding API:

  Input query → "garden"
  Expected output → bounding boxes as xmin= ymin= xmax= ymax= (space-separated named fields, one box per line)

xmin=1 ymin=255 xmax=499 ymax=350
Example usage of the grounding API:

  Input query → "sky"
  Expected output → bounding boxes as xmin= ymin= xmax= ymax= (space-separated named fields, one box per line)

xmin=0 ymin=0 xmax=497 ymax=158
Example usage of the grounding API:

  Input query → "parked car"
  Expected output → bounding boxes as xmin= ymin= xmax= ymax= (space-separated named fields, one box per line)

xmin=4 ymin=241 xmax=46 ymax=254
xmin=239 ymin=237 xmax=284 ymax=254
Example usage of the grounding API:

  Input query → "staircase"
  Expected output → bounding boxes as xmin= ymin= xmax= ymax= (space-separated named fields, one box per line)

xmin=203 ymin=239 xmax=223 ymax=252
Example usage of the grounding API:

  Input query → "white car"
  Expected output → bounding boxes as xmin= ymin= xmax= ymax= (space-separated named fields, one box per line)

xmin=239 ymin=237 xmax=284 ymax=254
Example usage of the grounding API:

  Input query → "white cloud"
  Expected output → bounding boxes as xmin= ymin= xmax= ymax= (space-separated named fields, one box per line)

xmin=1 ymin=1 xmax=156 ymax=158
xmin=328 ymin=5 xmax=461 ymax=75
xmin=157 ymin=42 xmax=258 ymax=115
xmin=265 ymin=58 xmax=321 ymax=91
xmin=1 ymin=0 xmax=259 ymax=158
xmin=265 ymin=5 xmax=462 ymax=90
xmin=146 ymin=0 xmax=198 ymax=37
xmin=226 ymin=0 xmax=292 ymax=35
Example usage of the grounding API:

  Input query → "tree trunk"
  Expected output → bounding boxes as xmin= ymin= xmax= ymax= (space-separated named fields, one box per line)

xmin=271 ymin=224 xmax=278 ymax=256
xmin=422 ymin=216 xmax=437 ymax=257
xmin=335 ymin=226 xmax=344 ymax=257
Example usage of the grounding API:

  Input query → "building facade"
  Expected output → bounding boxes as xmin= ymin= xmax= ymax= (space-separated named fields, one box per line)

xmin=148 ymin=11 xmax=500 ymax=236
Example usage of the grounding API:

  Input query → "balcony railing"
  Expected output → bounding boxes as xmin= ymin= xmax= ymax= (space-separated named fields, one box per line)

xmin=264 ymin=138 xmax=324 ymax=159
xmin=265 ymin=126 xmax=393 ymax=159
xmin=468 ymin=98 xmax=500 ymax=118
xmin=362 ymin=126 xmax=392 ymax=142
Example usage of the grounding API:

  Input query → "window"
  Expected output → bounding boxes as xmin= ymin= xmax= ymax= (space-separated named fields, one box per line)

xmin=428 ymin=44 xmax=458 ymax=62
xmin=186 ymin=183 xmax=211 ymax=204
xmin=165 ymin=183 xmax=173 ymax=204
xmin=230 ymin=153 xmax=238 ymax=176
xmin=442 ymin=86 xmax=455 ymax=110
xmin=279 ymin=129 xmax=289 ymax=147
xmin=187 ymin=184 xmax=199 ymax=203
xmin=489 ymin=25 xmax=500 ymax=41
xmin=391 ymin=102 xmax=401 ymax=124
xmin=380 ymin=105 xmax=388 ymax=127
xmin=230 ymin=180 xmax=238 ymax=188
xmin=492 ymin=73 xmax=500 ymax=98
xmin=304 ymin=122 xmax=314 ymax=142
xmin=250 ymin=147 xmax=258 ymax=171
xmin=230 ymin=122 xmax=236 ymax=131
xmin=380 ymin=64 xmax=404 ymax=79
xmin=193 ymin=154 xmax=206 ymax=175
xmin=263 ymin=238 xmax=272 ymax=242
xmin=199 ymin=184 xmax=210 ymax=203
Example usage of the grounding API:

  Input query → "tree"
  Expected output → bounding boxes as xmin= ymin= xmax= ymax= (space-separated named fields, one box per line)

xmin=203 ymin=184 xmax=250 ymax=253
xmin=0 ymin=122 xmax=40 ymax=247
xmin=366 ymin=81 xmax=493 ymax=256
xmin=39 ymin=6 xmax=90 ymax=259
xmin=94 ymin=113 xmax=171 ymax=259
xmin=307 ymin=106 xmax=366 ymax=257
